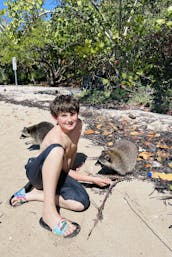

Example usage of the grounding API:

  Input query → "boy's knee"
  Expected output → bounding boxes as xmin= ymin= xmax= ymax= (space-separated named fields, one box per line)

xmin=74 ymin=202 xmax=85 ymax=212
xmin=74 ymin=199 xmax=90 ymax=212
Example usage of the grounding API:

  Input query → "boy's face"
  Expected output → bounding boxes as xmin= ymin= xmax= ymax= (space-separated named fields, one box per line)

xmin=56 ymin=111 xmax=79 ymax=132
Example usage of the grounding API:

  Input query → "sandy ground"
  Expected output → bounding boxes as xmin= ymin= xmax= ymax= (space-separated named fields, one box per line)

xmin=0 ymin=89 xmax=172 ymax=257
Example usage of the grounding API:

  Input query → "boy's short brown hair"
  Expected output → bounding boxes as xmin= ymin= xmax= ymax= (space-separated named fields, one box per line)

xmin=50 ymin=94 xmax=80 ymax=118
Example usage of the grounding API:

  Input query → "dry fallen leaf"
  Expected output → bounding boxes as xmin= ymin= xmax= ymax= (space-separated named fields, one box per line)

xmin=156 ymin=141 xmax=169 ymax=149
xmin=147 ymin=132 xmax=160 ymax=139
xmin=96 ymin=124 xmax=102 ymax=129
xmin=118 ymin=118 xmax=128 ymax=130
xmin=154 ymin=133 xmax=161 ymax=138
xmin=108 ymin=122 xmax=117 ymax=130
xmin=84 ymin=129 xmax=95 ymax=135
xmin=147 ymin=131 xmax=156 ymax=138
xmin=139 ymin=151 xmax=154 ymax=160
xmin=130 ymin=131 xmax=141 ymax=136
xmin=144 ymin=141 xmax=152 ymax=147
xmin=95 ymin=130 xmax=100 ymax=134
xmin=157 ymin=150 xmax=169 ymax=162
xmin=168 ymin=163 xmax=172 ymax=169
xmin=103 ymin=130 xmax=112 ymax=136
xmin=143 ymin=163 xmax=152 ymax=168
xmin=107 ymin=141 xmax=113 ymax=146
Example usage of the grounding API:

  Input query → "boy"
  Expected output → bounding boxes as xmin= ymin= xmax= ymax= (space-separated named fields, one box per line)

xmin=10 ymin=95 xmax=111 ymax=238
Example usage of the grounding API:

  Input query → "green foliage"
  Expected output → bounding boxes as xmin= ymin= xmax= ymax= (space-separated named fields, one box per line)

xmin=128 ymin=84 xmax=153 ymax=107
xmin=80 ymin=88 xmax=111 ymax=105
xmin=0 ymin=0 xmax=171 ymax=112
xmin=140 ymin=12 xmax=172 ymax=113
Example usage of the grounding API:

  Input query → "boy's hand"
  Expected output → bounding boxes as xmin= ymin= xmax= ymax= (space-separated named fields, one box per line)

xmin=69 ymin=169 xmax=112 ymax=187
xmin=92 ymin=176 xmax=112 ymax=187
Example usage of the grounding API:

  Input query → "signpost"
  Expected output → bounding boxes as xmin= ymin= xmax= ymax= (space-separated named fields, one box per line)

xmin=12 ymin=57 xmax=18 ymax=86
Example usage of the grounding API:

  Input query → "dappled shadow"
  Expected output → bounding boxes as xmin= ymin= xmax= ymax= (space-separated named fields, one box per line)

xmin=27 ymin=144 xmax=40 ymax=151
xmin=97 ymin=165 xmax=118 ymax=175
xmin=73 ymin=152 xmax=87 ymax=169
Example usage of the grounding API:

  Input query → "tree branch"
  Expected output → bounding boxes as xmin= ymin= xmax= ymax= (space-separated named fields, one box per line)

xmin=89 ymin=0 xmax=113 ymax=43
xmin=123 ymin=0 xmax=138 ymax=36
xmin=87 ymin=178 xmax=123 ymax=239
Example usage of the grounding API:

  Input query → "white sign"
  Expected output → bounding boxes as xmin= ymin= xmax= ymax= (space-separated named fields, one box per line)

xmin=12 ymin=57 xmax=17 ymax=70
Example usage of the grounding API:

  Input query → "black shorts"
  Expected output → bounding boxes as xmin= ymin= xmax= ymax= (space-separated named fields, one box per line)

xmin=25 ymin=144 xmax=90 ymax=209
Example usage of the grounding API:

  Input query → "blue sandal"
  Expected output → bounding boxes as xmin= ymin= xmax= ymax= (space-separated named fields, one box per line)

xmin=39 ymin=217 xmax=80 ymax=238
xmin=9 ymin=182 xmax=33 ymax=207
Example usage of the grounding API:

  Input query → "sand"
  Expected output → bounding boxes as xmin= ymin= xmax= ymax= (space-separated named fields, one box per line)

xmin=0 ymin=88 xmax=172 ymax=257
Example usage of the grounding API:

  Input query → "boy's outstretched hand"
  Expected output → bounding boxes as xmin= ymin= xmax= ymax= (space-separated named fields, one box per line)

xmin=69 ymin=169 xmax=112 ymax=187
xmin=91 ymin=176 xmax=112 ymax=187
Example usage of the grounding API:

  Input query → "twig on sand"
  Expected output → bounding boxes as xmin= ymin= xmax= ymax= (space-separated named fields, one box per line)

xmin=124 ymin=195 xmax=172 ymax=254
xmin=87 ymin=178 xmax=123 ymax=239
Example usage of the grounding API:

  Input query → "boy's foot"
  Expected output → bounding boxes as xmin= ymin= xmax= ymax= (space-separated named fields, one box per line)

xmin=39 ymin=217 xmax=80 ymax=238
xmin=9 ymin=182 xmax=33 ymax=207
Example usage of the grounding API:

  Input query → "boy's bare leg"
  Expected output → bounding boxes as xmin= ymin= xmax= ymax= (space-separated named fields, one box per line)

xmin=11 ymin=189 xmax=84 ymax=210
xmin=56 ymin=196 xmax=84 ymax=211
xmin=41 ymin=148 xmax=77 ymax=236
xmin=10 ymin=188 xmax=43 ymax=205
xmin=11 ymin=188 xmax=84 ymax=211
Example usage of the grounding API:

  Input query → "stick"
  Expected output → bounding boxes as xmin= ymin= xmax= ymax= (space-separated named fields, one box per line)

xmin=124 ymin=196 xmax=172 ymax=254
xmin=87 ymin=179 xmax=123 ymax=239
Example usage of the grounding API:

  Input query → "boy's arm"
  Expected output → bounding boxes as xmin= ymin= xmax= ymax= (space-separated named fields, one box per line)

xmin=70 ymin=119 xmax=82 ymax=169
xmin=69 ymin=169 xmax=111 ymax=187
xmin=69 ymin=119 xmax=111 ymax=187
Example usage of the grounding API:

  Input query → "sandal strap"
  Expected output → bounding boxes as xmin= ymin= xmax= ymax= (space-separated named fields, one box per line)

xmin=15 ymin=188 xmax=26 ymax=199
xmin=53 ymin=218 xmax=69 ymax=236
xmin=13 ymin=188 xmax=27 ymax=205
